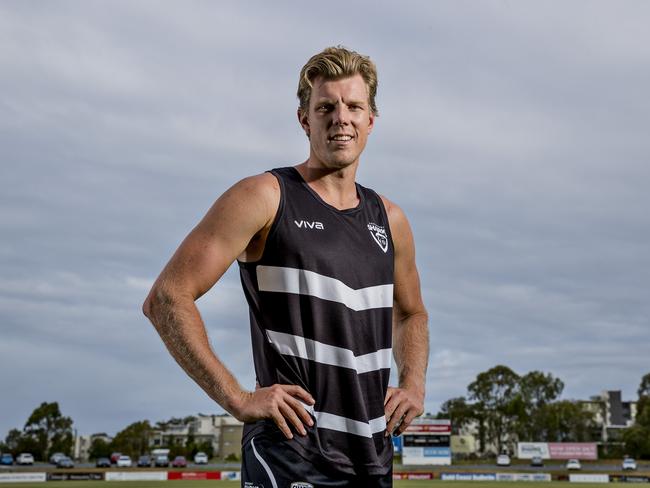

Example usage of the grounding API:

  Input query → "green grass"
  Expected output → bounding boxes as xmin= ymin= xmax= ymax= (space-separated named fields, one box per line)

xmin=0 ymin=482 xmax=620 ymax=488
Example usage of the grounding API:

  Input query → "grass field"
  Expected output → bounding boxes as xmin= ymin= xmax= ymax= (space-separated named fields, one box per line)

xmin=0 ymin=482 xmax=619 ymax=488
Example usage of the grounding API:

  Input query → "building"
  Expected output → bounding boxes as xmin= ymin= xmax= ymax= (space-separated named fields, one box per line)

xmin=73 ymin=432 xmax=113 ymax=461
xmin=150 ymin=414 xmax=243 ymax=459
xmin=580 ymin=390 xmax=637 ymax=444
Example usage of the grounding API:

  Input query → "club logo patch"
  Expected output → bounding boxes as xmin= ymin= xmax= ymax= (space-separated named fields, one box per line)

xmin=367 ymin=222 xmax=389 ymax=253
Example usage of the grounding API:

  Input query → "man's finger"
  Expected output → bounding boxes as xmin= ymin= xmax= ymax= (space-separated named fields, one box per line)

xmin=384 ymin=391 xmax=401 ymax=420
xmin=285 ymin=395 xmax=314 ymax=427
xmin=283 ymin=384 xmax=315 ymax=405
xmin=384 ymin=386 xmax=396 ymax=406
xmin=271 ymin=411 xmax=293 ymax=440
xmin=387 ymin=403 xmax=408 ymax=434
xmin=279 ymin=402 xmax=307 ymax=436
xmin=396 ymin=409 xmax=418 ymax=436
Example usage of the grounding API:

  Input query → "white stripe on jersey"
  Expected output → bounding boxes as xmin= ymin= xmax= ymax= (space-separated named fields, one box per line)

xmin=256 ymin=265 xmax=393 ymax=311
xmin=300 ymin=402 xmax=386 ymax=438
xmin=266 ymin=329 xmax=392 ymax=374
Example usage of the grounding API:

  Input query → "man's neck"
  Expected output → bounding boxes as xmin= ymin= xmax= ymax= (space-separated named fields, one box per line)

xmin=295 ymin=160 xmax=360 ymax=211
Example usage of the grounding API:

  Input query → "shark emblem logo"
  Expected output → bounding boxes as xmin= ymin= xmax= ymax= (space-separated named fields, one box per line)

xmin=367 ymin=222 xmax=388 ymax=253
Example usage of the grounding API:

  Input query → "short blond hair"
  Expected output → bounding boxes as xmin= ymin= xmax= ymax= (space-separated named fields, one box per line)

xmin=297 ymin=46 xmax=378 ymax=116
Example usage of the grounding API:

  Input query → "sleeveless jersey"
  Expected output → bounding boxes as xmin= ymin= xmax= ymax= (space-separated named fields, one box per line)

xmin=238 ymin=166 xmax=395 ymax=476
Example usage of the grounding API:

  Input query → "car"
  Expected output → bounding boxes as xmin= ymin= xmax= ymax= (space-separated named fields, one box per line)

xmin=172 ymin=455 xmax=187 ymax=468
xmin=0 ymin=453 xmax=14 ymax=466
xmin=16 ymin=453 xmax=34 ymax=465
xmin=137 ymin=455 xmax=152 ymax=467
xmin=116 ymin=455 xmax=132 ymax=468
xmin=56 ymin=456 xmax=74 ymax=469
xmin=49 ymin=452 xmax=66 ymax=465
xmin=566 ymin=459 xmax=582 ymax=470
xmin=496 ymin=454 xmax=511 ymax=466
xmin=110 ymin=452 xmax=122 ymax=464
xmin=530 ymin=455 xmax=544 ymax=467
xmin=96 ymin=457 xmax=111 ymax=468
xmin=622 ymin=457 xmax=637 ymax=471
xmin=154 ymin=455 xmax=169 ymax=467
xmin=193 ymin=452 xmax=208 ymax=464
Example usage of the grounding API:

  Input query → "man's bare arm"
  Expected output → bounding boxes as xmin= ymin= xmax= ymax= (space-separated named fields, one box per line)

xmin=143 ymin=173 xmax=314 ymax=439
xmin=381 ymin=197 xmax=429 ymax=436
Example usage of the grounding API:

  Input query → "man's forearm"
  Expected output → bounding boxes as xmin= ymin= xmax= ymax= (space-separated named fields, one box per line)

xmin=393 ymin=311 xmax=429 ymax=393
xmin=144 ymin=288 xmax=246 ymax=416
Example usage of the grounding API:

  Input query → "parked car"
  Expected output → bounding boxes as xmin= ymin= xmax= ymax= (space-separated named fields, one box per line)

xmin=566 ymin=459 xmax=582 ymax=470
xmin=172 ymin=455 xmax=187 ymax=468
xmin=154 ymin=455 xmax=169 ymax=467
xmin=530 ymin=456 xmax=544 ymax=467
xmin=16 ymin=453 xmax=34 ymax=465
xmin=496 ymin=454 xmax=511 ymax=466
xmin=56 ymin=457 xmax=74 ymax=469
xmin=622 ymin=457 xmax=637 ymax=471
xmin=96 ymin=457 xmax=111 ymax=468
xmin=116 ymin=455 xmax=132 ymax=468
xmin=137 ymin=455 xmax=152 ymax=467
xmin=0 ymin=453 xmax=14 ymax=466
xmin=49 ymin=452 xmax=66 ymax=465
xmin=193 ymin=452 xmax=208 ymax=464
xmin=110 ymin=452 xmax=122 ymax=464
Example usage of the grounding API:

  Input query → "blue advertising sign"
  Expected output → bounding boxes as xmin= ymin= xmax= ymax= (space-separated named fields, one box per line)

xmin=392 ymin=435 xmax=403 ymax=454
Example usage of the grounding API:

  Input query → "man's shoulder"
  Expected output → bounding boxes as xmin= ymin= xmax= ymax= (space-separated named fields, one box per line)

xmin=376 ymin=194 xmax=404 ymax=222
xmin=229 ymin=171 xmax=280 ymax=200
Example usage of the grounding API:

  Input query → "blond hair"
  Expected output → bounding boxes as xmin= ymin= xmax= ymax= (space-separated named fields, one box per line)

xmin=297 ymin=46 xmax=378 ymax=116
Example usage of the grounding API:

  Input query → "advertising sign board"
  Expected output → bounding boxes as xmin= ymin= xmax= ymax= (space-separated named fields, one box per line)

xmin=549 ymin=443 xmax=598 ymax=460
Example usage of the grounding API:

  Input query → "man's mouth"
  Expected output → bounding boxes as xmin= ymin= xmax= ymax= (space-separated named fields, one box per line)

xmin=328 ymin=134 xmax=354 ymax=142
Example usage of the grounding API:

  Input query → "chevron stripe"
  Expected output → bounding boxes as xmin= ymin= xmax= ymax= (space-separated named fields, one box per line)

xmin=256 ymin=265 xmax=393 ymax=311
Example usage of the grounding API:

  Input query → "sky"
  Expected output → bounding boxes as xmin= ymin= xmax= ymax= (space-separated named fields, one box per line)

xmin=1 ymin=0 xmax=649 ymax=439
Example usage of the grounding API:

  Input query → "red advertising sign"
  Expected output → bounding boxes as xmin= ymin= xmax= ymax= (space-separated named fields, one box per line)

xmin=167 ymin=471 xmax=221 ymax=480
xmin=548 ymin=443 xmax=598 ymax=460
xmin=393 ymin=472 xmax=435 ymax=480
xmin=404 ymin=419 xmax=451 ymax=434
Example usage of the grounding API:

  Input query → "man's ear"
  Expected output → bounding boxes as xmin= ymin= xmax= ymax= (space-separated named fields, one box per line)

xmin=367 ymin=111 xmax=375 ymax=134
xmin=297 ymin=108 xmax=310 ymax=137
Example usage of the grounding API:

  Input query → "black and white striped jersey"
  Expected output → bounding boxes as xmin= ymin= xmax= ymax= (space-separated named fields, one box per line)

xmin=238 ymin=166 xmax=394 ymax=476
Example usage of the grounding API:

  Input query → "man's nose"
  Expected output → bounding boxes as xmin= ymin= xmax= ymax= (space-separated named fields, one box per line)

xmin=332 ymin=105 xmax=350 ymax=126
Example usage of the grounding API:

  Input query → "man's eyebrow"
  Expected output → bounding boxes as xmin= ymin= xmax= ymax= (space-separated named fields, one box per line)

xmin=314 ymin=98 xmax=367 ymax=105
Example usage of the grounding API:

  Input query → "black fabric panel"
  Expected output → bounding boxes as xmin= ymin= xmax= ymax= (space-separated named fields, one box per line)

xmin=249 ymin=292 xmax=393 ymax=356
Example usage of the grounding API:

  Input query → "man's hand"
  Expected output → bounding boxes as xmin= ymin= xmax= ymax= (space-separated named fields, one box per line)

xmin=384 ymin=385 xmax=424 ymax=436
xmin=235 ymin=384 xmax=315 ymax=439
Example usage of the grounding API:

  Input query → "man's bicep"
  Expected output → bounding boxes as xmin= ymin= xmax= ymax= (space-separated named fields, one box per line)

xmin=385 ymin=199 xmax=426 ymax=319
xmin=158 ymin=174 xmax=278 ymax=299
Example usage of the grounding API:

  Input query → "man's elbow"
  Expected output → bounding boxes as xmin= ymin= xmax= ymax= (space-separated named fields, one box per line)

xmin=142 ymin=285 xmax=167 ymax=322
xmin=142 ymin=295 xmax=153 ymax=320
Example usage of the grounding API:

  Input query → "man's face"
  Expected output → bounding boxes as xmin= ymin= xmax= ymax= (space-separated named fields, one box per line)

xmin=299 ymin=74 xmax=375 ymax=170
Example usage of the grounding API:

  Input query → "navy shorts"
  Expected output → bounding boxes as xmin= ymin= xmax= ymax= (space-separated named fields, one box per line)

xmin=241 ymin=434 xmax=392 ymax=488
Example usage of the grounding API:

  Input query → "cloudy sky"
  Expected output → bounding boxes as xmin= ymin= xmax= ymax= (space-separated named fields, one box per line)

xmin=1 ymin=0 xmax=649 ymax=439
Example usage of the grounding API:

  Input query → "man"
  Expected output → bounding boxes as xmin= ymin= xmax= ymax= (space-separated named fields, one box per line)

xmin=143 ymin=46 xmax=429 ymax=487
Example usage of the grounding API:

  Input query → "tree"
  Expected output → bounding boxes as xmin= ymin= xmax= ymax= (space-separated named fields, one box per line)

xmin=438 ymin=397 xmax=473 ymax=432
xmin=518 ymin=371 xmax=564 ymax=441
xmin=22 ymin=402 xmax=73 ymax=460
xmin=111 ymin=421 xmax=153 ymax=458
xmin=88 ymin=437 xmax=112 ymax=460
xmin=3 ymin=428 xmax=40 ymax=457
xmin=468 ymin=365 xmax=521 ymax=454
xmin=637 ymin=373 xmax=650 ymax=399
xmin=541 ymin=400 xmax=597 ymax=442
xmin=623 ymin=373 xmax=650 ymax=459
